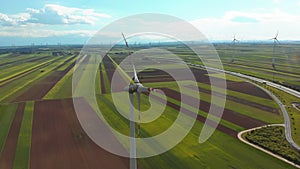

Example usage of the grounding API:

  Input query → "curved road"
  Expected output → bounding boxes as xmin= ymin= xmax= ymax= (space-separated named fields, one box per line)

xmin=250 ymin=82 xmax=300 ymax=151
xmin=189 ymin=63 xmax=300 ymax=150
xmin=237 ymin=124 xmax=300 ymax=168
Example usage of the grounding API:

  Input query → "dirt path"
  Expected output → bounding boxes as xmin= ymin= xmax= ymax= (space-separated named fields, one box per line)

xmin=30 ymin=99 xmax=129 ymax=169
xmin=0 ymin=103 xmax=25 ymax=169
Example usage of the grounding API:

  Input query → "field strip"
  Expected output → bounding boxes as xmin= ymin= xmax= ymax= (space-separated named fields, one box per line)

xmin=160 ymin=88 xmax=266 ymax=129
xmin=99 ymin=63 xmax=106 ymax=94
xmin=0 ymin=104 xmax=18 ymax=155
xmin=180 ymin=86 xmax=281 ymax=124
xmin=107 ymin=54 xmax=131 ymax=81
xmin=238 ymin=124 xmax=300 ymax=169
xmin=0 ymin=56 xmax=52 ymax=79
xmin=184 ymin=84 xmax=278 ymax=114
xmin=0 ymin=103 xmax=25 ymax=169
xmin=0 ymin=57 xmax=66 ymax=102
xmin=13 ymin=101 xmax=34 ymax=169
xmin=101 ymin=62 xmax=111 ymax=92
xmin=0 ymin=56 xmax=62 ymax=87
xmin=231 ymin=58 xmax=300 ymax=70
xmin=223 ymin=62 xmax=300 ymax=79
xmin=105 ymin=55 xmax=238 ymax=138
xmin=30 ymin=99 xmax=129 ymax=169
xmin=43 ymin=66 xmax=74 ymax=99
xmin=44 ymin=55 xmax=87 ymax=99
xmin=223 ymin=61 xmax=300 ymax=76
xmin=0 ymin=54 xmax=48 ymax=68
xmin=144 ymin=92 xmax=238 ymax=138
xmin=54 ymin=54 xmax=77 ymax=71
xmin=13 ymin=60 xmax=76 ymax=102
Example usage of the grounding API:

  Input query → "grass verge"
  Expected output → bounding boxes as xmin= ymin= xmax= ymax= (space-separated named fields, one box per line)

xmin=13 ymin=101 xmax=34 ymax=169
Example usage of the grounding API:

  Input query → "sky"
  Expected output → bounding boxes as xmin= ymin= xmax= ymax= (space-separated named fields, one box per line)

xmin=1 ymin=0 xmax=300 ymax=46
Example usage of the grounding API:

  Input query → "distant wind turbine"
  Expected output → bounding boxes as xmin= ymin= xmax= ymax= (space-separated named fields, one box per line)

xmin=270 ymin=31 xmax=280 ymax=69
xmin=231 ymin=35 xmax=239 ymax=63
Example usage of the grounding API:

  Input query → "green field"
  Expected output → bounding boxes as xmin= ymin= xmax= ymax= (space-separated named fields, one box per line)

xmin=0 ymin=44 xmax=299 ymax=169
xmin=13 ymin=101 xmax=34 ymax=169
xmin=0 ymin=104 xmax=18 ymax=153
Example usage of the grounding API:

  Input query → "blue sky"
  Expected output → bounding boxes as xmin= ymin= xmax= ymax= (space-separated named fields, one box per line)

xmin=1 ymin=0 xmax=300 ymax=46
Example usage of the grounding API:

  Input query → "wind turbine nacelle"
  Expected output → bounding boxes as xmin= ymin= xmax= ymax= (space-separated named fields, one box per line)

xmin=137 ymin=86 xmax=155 ymax=93
xmin=124 ymin=85 xmax=138 ymax=93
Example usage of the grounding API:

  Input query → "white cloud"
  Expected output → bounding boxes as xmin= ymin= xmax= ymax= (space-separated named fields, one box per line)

xmin=0 ymin=12 xmax=30 ymax=26
xmin=190 ymin=9 xmax=300 ymax=40
xmin=0 ymin=4 xmax=111 ymax=26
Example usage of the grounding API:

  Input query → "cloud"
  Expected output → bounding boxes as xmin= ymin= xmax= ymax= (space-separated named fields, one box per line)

xmin=190 ymin=9 xmax=300 ymax=40
xmin=0 ymin=12 xmax=30 ymax=26
xmin=0 ymin=4 xmax=111 ymax=26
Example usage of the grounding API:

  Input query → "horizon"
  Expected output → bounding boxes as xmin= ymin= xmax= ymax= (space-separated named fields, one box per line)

xmin=1 ymin=0 xmax=300 ymax=46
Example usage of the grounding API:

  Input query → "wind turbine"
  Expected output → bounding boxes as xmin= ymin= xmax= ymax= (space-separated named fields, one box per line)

xmin=270 ymin=31 xmax=280 ymax=69
xmin=122 ymin=33 xmax=156 ymax=169
xmin=231 ymin=35 xmax=239 ymax=63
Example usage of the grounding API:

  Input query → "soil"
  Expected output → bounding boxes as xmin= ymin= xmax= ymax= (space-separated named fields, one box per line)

xmin=30 ymin=98 xmax=129 ymax=169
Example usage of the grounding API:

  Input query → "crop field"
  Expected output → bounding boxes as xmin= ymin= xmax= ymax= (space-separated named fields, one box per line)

xmin=0 ymin=44 xmax=299 ymax=169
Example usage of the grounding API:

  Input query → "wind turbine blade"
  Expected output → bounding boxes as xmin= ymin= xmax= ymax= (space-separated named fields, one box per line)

xmin=137 ymin=92 xmax=141 ymax=135
xmin=121 ymin=32 xmax=129 ymax=48
xmin=133 ymin=65 xmax=140 ymax=83
xmin=275 ymin=31 xmax=279 ymax=39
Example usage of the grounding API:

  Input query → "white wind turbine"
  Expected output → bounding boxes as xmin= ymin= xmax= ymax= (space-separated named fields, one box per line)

xmin=270 ymin=31 xmax=280 ymax=69
xmin=122 ymin=33 xmax=156 ymax=169
xmin=231 ymin=35 xmax=239 ymax=63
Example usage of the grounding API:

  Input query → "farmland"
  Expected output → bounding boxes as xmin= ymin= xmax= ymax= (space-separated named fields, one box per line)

xmin=0 ymin=43 xmax=299 ymax=168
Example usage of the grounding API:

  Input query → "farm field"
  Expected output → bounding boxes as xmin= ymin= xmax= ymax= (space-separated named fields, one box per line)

xmin=0 ymin=44 xmax=299 ymax=169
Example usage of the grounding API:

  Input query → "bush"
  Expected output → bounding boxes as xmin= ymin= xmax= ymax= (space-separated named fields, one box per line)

xmin=245 ymin=126 xmax=300 ymax=165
